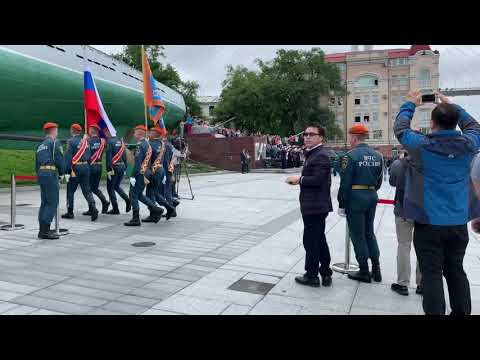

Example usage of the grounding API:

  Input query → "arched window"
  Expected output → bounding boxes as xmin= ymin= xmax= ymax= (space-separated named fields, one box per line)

xmin=355 ymin=74 xmax=378 ymax=88
xmin=418 ymin=69 xmax=431 ymax=88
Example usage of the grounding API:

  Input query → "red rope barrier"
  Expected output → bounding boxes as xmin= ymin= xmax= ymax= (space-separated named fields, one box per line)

xmin=15 ymin=175 xmax=37 ymax=181
xmin=378 ymin=199 xmax=395 ymax=205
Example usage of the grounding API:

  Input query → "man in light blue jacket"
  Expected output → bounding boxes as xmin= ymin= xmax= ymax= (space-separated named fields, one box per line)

xmin=394 ymin=89 xmax=480 ymax=315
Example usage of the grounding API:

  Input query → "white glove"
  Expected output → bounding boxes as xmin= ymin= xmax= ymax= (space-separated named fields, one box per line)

xmin=337 ymin=208 xmax=346 ymax=217
xmin=162 ymin=176 xmax=166 ymax=185
xmin=64 ymin=174 xmax=70 ymax=183
xmin=130 ymin=177 xmax=136 ymax=187
xmin=107 ymin=173 xmax=111 ymax=181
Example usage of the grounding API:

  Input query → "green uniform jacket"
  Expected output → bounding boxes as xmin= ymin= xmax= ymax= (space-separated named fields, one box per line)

xmin=337 ymin=143 xmax=383 ymax=212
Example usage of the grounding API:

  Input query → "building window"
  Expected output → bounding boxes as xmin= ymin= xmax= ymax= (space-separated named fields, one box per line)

xmin=209 ymin=105 xmax=215 ymax=116
xmin=390 ymin=58 xmax=409 ymax=67
xmin=336 ymin=114 xmax=344 ymax=124
xmin=363 ymin=115 xmax=370 ymax=123
xmin=418 ymin=69 xmax=431 ymax=88
xmin=372 ymin=112 xmax=379 ymax=123
xmin=330 ymin=97 xmax=336 ymax=106
xmin=371 ymin=95 xmax=379 ymax=104
xmin=362 ymin=95 xmax=370 ymax=105
xmin=392 ymin=75 xmax=409 ymax=86
xmin=373 ymin=130 xmax=383 ymax=139
xmin=355 ymin=98 xmax=361 ymax=105
xmin=355 ymin=74 xmax=378 ymax=88
xmin=338 ymin=97 xmax=343 ymax=106
xmin=355 ymin=113 xmax=361 ymax=122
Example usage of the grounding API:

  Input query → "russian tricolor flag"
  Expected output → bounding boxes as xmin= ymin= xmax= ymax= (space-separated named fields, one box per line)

xmin=84 ymin=68 xmax=117 ymax=138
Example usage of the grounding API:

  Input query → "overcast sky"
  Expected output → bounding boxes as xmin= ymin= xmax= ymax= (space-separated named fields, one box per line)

xmin=93 ymin=45 xmax=480 ymax=118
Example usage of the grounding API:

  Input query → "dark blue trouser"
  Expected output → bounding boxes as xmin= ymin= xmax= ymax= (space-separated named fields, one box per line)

xmin=146 ymin=169 xmax=171 ymax=208
xmin=302 ymin=213 xmax=332 ymax=278
xmin=67 ymin=165 xmax=95 ymax=209
xmin=38 ymin=173 xmax=59 ymax=225
xmin=89 ymin=164 xmax=108 ymax=203
xmin=163 ymin=171 xmax=174 ymax=204
xmin=346 ymin=201 xmax=380 ymax=269
xmin=107 ymin=165 xmax=129 ymax=209
xmin=129 ymin=174 xmax=156 ymax=212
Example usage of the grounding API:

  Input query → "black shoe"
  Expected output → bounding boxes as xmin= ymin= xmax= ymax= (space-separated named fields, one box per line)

xmin=125 ymin=200 xmax=132 ymax=213
xmin=124 ymin=218 xmax=141 ymax=226
xmin=166 ymin=208 xmax=177 ymax=220
xmin=82 ymin=210 xmax=92 ymax=216
xmin=106 ymin=208 xmax=120 ymax=215
xmin=416 ymin=285 xmax=423 ymax=295
xmin=321 ymin=275 xmax=332 ymax=287
xmin=37 ymin=223 xmax=60 ymax=240
xmin=90 ymin=206 xmax=99 ymax=222
xmin=371 ymin=267 xmax=382 ymax=282
xmin=391 ymin=283 xmax=409 ymax=296
xmin=150 ymin=207 xmax=164 ymax=223
xmin=172 ymin=199 xmax=180 ymax=207
xmin=61 ymin=211 xmax=74 ymax=219
xmin=295 ymin=274 xmax=320 ymax=288
xmin=348 ymin=271 xmax=372 ymax=283
xmin=102 ymin=201 xmax=110 ymax=214
xmin=141 ymin=216 xmax=156 ymax=223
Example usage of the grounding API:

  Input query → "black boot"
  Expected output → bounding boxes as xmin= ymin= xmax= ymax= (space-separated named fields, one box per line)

xmin=141 ymin=215 xmax=155 ymax=223
xmin=82 ymin=210 xmax=92 ymax=216
xmin=38 ymin=223 xmax=59 ymax=240
xmin=371 ymin=261 xmax=382 ymax=282
xmin=61 ymin=208 xmax=74 ymax=219
xmin=99 ymin=194 xmax=110 ymax=214
xmin=295 ymin=274 xmax=320 ymax=288
xmin=172 ymin=199 xmax=180 ymax=207
xmin=348 ymin=265 xmax=372 ymax=283
xmin=125 ymin=199 xmax=132 ymax=213
xmin=149 ymin=206 xmax=164 ymax=223
xmin=165 ymin=204 xmax=177 ymax=220
xmin=89 ymin=204 xmax=99 ymax=222
xmin=124 ymin=210 xmax=141 ymax=226
xmin=106 ymin=204 xmax=120 ymax=215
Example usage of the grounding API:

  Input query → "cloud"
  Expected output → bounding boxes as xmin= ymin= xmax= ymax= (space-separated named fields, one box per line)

xmin=92 ymin=44 xmax=480 ymax=118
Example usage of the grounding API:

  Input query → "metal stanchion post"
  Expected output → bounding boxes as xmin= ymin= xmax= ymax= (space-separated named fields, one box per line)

xmin=332 ymin=221 xmax=359 ymax=274
xmin=54 ymin=183 xmax=68 ymax=236
xmin=1 ymin=174 xmax=24 ymax=231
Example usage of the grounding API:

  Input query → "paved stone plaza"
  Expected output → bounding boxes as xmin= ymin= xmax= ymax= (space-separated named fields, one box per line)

xmin=0 ymin=171 xmax=479 ymax=315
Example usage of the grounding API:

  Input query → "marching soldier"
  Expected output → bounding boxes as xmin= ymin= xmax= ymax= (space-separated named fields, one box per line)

xmin=82 ymin=124 xmax=110 ymax=216
xmin=104 ymin=128 xmax=131 ymax=214
xmin=62 ymin=123 xmax=99 ymax=221
xmin=35 ymin=122 xmax=65 ymax=240
xmin=338 ymin=124 xmax=383 ymax=283
xmin=142 ymin=126 xmax=176 ymax=222
xmin=124 ymin=125 xmax=164 ymax=226
xmin=161 ymin=132 xmax=178 ymax=215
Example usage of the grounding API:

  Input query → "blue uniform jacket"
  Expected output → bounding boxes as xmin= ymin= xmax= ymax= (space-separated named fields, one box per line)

xmin=88 ymin=136 xmax=105 ymax=166
xmin=162 ymin=141 xmax=174 ymax=171
xmin=64 ymin=135 xmax=91 ymax=173
xmin=35 ymin=136 xmax=65 ymax=176
xmin=132 ymin=139 xmax=151 ymax=177
xmin=394 ymin=101 xmax=480 ymax=225
xmin=106 ymin=136 xmax=127 ymax=172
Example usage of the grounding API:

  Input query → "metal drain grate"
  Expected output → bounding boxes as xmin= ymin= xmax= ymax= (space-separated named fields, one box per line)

xmin=131 ymin=241 xmax=156 ymax=247
xmin=228 ymin=279 xmax=275 ymax=295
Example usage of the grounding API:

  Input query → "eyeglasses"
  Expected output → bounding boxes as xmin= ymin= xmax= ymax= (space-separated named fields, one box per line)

xmin=304 ymin=132 xmax=319 ymax=137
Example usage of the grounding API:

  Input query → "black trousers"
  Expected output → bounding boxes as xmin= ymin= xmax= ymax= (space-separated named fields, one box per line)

xmin=413 ymin=222 xmax=471 ymax=315
xmin=302 ymin=213 xmax=332 ymax=278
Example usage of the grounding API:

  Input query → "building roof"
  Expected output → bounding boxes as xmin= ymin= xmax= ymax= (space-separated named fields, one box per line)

xmin=324 ymin=45 xmax=433 ymax=63
xmin=197 ymin=96 xmax=220 ymax=104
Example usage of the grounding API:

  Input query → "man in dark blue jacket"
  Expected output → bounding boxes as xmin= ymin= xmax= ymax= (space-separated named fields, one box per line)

xmin=62 ymin=123 xmax=98 ymax=221
xmin=36 ymin=122 xmax=65 ymax=239
xmin=394 ymin=89 xmax=480 ymax=315
xmin=286 ymin=123 xmax=333 ymax=287
xmin=105 ymin=128 xmax=130 ymax=215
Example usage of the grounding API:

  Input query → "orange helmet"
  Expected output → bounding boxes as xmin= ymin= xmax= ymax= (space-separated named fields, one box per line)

xmin=89 ymin=123 xmax=101 ymax=131
xmin=135 ymin=125 xmax=148 ymax=131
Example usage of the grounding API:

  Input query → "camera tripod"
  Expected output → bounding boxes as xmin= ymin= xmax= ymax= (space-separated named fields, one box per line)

xmin=174 ymin=142 xmax=195 ymax=201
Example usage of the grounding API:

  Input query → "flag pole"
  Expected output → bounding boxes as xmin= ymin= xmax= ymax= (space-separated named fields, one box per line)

xmin=83 ymin=45 xmax=88 ymax=137
xmin=141 ymin=45 xmax=149 ymax=140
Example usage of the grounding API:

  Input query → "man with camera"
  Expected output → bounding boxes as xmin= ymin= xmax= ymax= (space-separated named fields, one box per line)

xmin=286 ymin=123 xmax=333 ymax=287
xmin=394 ymin=89 xmax=480 ymax=315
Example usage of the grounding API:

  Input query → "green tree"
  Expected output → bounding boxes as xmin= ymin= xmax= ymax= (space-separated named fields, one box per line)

xmin=215 ymin=48 xmax=345 ymax=139
xmin=178 ymin=80 xmax=202 ymax=117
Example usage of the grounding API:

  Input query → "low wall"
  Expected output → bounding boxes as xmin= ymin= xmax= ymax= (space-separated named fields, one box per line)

xmin=187 ymin=134 xmax=266 ymax=171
